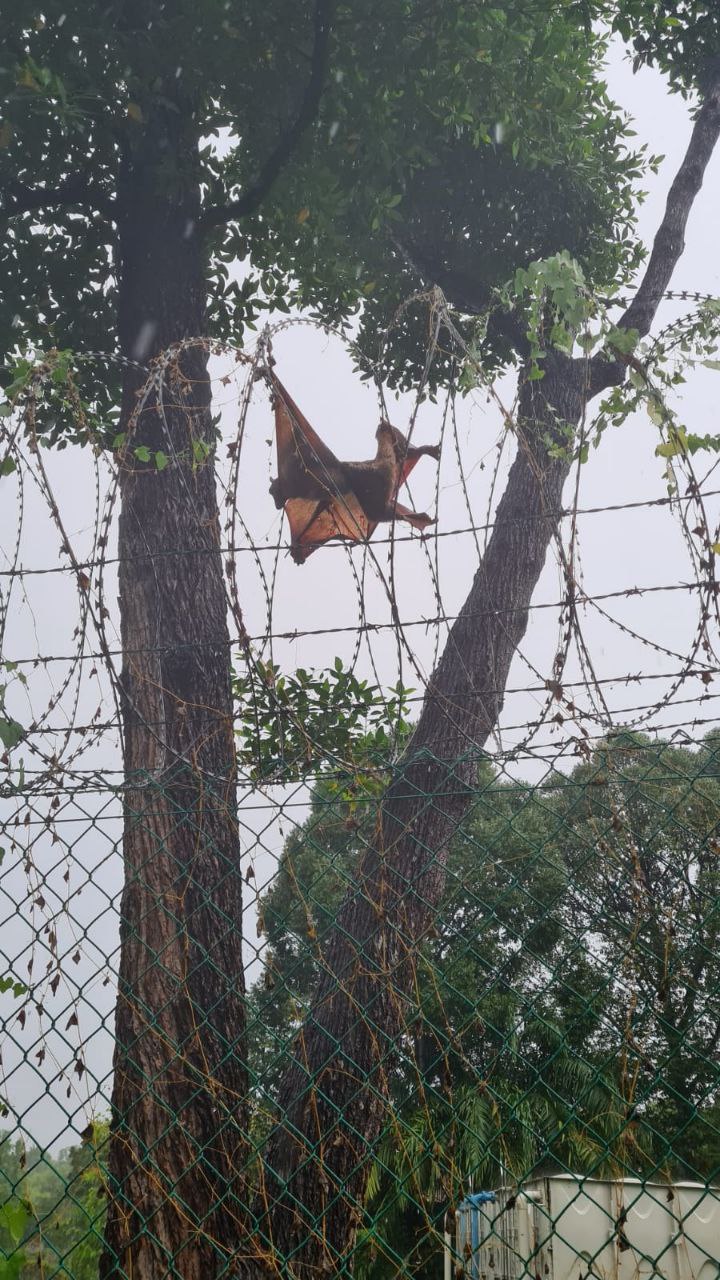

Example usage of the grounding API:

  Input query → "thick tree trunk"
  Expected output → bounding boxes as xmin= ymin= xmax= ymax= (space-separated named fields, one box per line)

xmin=101 ymin=128 xmax=249 ymax=1280
xmin=260 ymin=355 xmax=588 ymax=1273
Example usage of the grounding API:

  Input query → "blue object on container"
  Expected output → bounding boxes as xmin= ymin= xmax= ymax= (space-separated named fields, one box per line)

xmin=456 ymin=1192 xmax=496 ymax=1278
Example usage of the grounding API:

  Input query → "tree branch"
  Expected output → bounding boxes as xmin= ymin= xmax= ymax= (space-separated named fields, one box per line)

xmin=590 ymin=69 xmax=720 ymax=394
xmin=1 ymin=175 xmax=116 ymax=222
xmin=201 ymin=0 xmax=334 ymax=230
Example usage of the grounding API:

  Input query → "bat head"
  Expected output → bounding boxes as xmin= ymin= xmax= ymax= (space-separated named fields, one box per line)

xmin=376 ymin=420 xmax=410 ymax=462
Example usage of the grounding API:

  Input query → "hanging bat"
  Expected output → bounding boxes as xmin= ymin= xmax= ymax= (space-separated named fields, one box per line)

xmin=266 ymin=372 xmax=440 ymax=564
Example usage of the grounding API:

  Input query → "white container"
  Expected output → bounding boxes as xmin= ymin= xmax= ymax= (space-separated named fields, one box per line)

xmin=452 ymin=1175 xmax=720 ymax=1280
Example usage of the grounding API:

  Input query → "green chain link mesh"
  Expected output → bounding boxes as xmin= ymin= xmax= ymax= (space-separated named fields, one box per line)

xmin=2 ymin=731 xmax=719 ymax=1277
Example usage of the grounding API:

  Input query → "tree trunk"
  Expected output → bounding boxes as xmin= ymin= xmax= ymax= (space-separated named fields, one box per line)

xmin=261 ymin=354 xmax=588 ymax=1273
xmin=101 ymin=124 xmax=249 ymax=1280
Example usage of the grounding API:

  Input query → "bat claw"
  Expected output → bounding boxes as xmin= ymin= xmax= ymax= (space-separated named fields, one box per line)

xmin=290 ymin=544 xmax=311 ymax=565
xmin=411 ymin=512 xmax=435 ymax=530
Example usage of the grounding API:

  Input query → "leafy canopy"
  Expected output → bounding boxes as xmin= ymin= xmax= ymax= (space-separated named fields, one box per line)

xmin=0 ymin=0 xmax=666 ymax=407
xmin=613 ymin=2 xmax=720 ymax=93
xmin=251 ymin=731 xmax=720 ymax=1276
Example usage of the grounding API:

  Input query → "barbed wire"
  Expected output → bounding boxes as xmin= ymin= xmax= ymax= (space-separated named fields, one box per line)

xmin=1 ymin=292 xmax=720 ymax=1280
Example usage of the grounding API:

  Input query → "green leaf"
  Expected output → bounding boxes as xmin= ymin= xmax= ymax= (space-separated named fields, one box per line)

xmin=0 ymin=976 xmax=26 ymax=997
xmin=653 ymin=423 xmax=687 ymax=459
xmin=607 ymin=325 xmax=640 ymax=355
xmin=0 ymin=716 xmax=25 ymax=749
xmin=1 ymin=456 xmax=17 ymax=477
xmin=646 ymin=395 xmax=665 ymax=425
xmin=0 ymin=1200 xmax=29 ymax=1246
xmin=0 ymin=1250 xmax=26 ymax=1279
xmin=134 ymin=445 xmax=151 ymax=463
xmin=155 ymin=450 xmax=169 ymax=471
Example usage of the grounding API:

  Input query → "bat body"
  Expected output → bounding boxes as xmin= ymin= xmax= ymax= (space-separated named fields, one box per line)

xmin=268 ymin=373 xmax=440 ymax=564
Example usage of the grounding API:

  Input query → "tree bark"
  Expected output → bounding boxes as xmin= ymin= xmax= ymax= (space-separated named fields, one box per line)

xmin=101 ymin=122 xmax=249 ymax=1280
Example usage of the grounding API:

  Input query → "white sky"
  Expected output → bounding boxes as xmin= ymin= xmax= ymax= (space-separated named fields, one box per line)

xmin=1 ymin=42 xmax=720 ymax=1152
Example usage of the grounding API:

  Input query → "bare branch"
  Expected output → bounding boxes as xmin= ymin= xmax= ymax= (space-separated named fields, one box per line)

xmin=201 ymin=0 xmax=334 ymax=230
xmin=591 ymin=70 xmax=720 ymax=394
xmin=1 ymin=175 xmax=116 ymax=222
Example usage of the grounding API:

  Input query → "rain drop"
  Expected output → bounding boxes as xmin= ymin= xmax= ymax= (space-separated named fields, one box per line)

xmin=132 ymin=320 xmax=158 ymax=360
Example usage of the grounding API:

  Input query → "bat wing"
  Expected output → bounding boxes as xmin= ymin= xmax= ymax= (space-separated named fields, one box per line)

xmin=399 ymin=454 xmax=421 ymax=487
xmin=399 ymin=442 xmax=441 ymax=487
xmin=271 ymin=375 xmax=342 ymax=503
xmin=285 ymin=491 xmax=376 ymax=563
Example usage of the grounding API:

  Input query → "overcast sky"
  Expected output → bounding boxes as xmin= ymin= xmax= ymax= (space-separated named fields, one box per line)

xmin=2 ymin=40 xmax=720 ymax=1151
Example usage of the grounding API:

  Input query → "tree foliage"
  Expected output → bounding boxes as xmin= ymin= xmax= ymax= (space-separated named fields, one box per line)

xmin=233 ymin=658 xmax=411 ymax=785
xmin=252 ymin=732 xmax=720 ymax=1275
xmin=1 ymin=0 xmax=659 ymax=413
xmin=252 ymin=2 xmax=650 ymax=383
xmin=613 ymin=2 xmax=720 ymax=92
xmin=0 ymin=1123 xmax=107 ymax=1280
